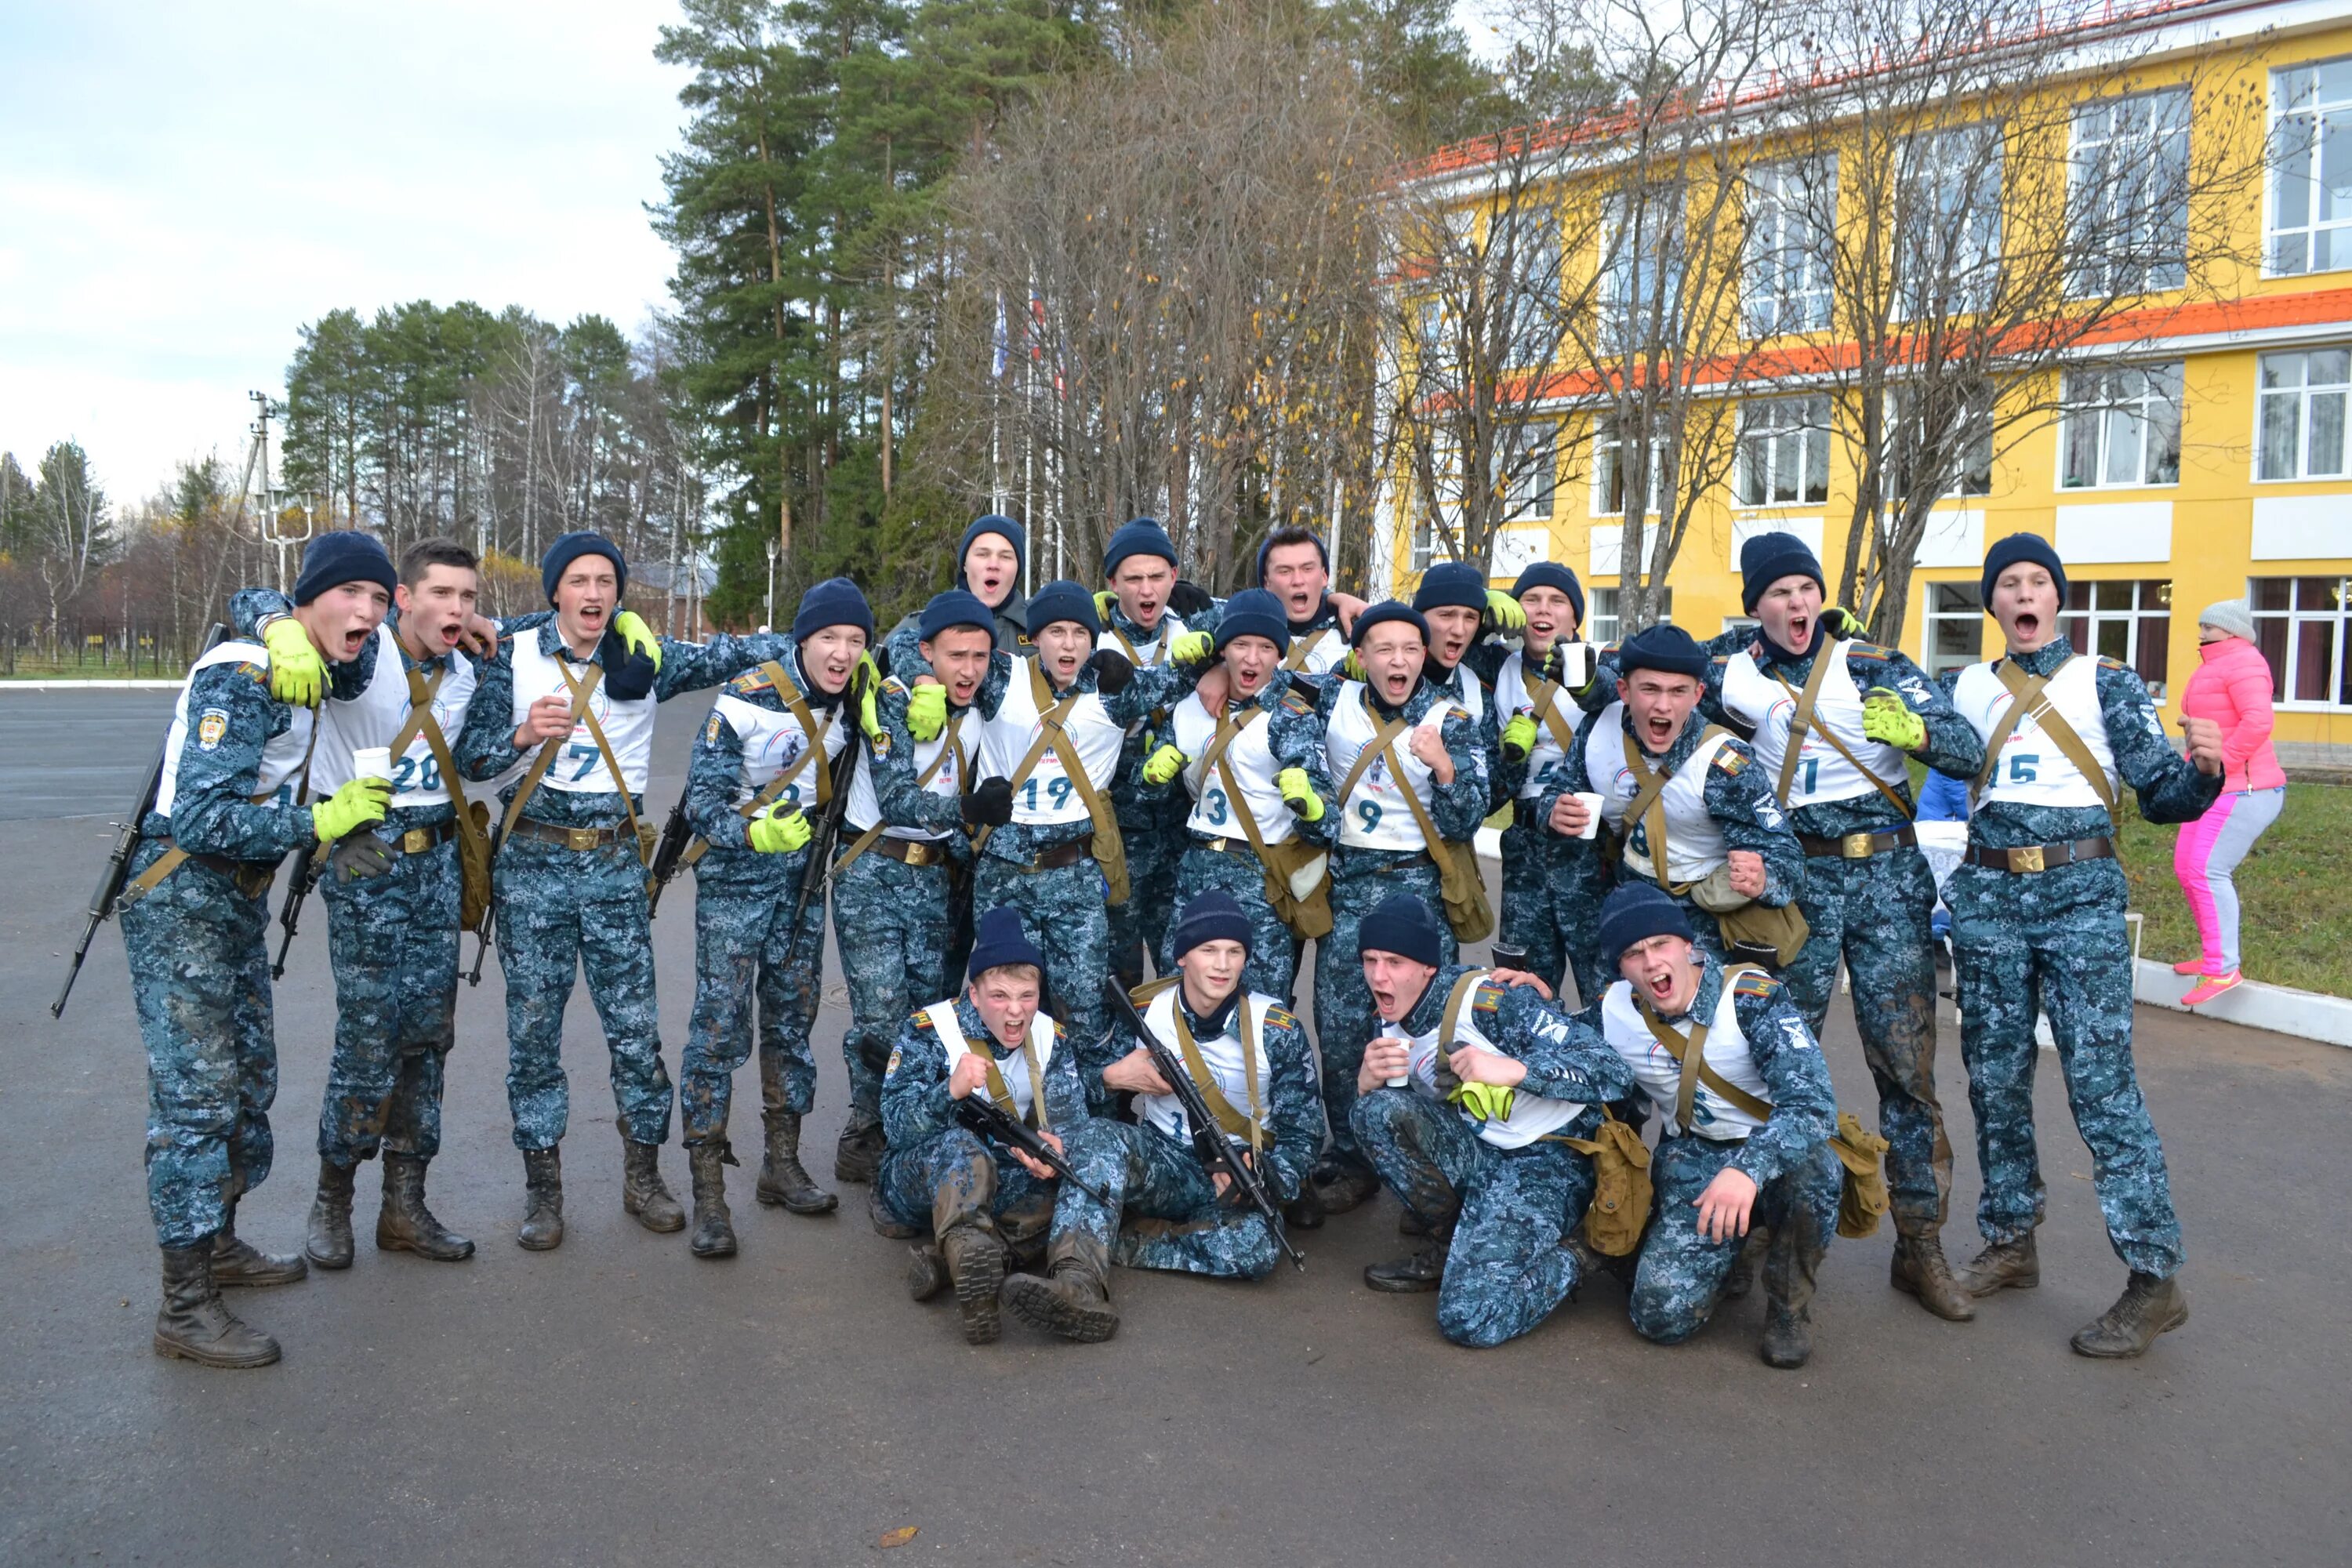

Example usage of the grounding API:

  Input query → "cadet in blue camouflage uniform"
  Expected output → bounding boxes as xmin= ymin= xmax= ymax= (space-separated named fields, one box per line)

xmin=673 ymin=578 xmax=877 ymax=1257
xmin=828 ymin=589 xmax=995 ymax=1184
xmin=454 ymin=531 xmax=790 ymax=1251
xmin=1410 ymin=561 xmax=1525 ymax=813
xmin=1306 ymin=602 xmax=1492 ymax=1213
xmin=1946 ymin=534 xmax=2225 ymax=1357
xmin=1349 ymin=895 xmax=1635 ymax=1348
xmin=125 ymin=532 xmax=401 ymax=1367
xmin=1006 ymin=895 xmax=1316 ymax=1337
xmin=875 ymin=909 xmax=1116 ymax=1345
xmin=1581 ymin=884 xmax=1842 ymax=1370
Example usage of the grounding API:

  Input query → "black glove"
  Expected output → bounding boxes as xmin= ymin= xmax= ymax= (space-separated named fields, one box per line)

xmin=1169 ymin=579 xmax=1216 ymax=618
xmin=965 ymin=777 xmax=1015 ymax=827
xmin=328 ymin=834 xmax=394 ymax=883
xmin=1084 ymin=648 xmax=1135 ymax=695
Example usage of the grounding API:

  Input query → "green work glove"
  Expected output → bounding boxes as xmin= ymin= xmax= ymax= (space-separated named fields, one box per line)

xmin=1276 ymin=766 xmax=1323 ymax=822
xmin=1822 ymin=605 xmax=1864 ymax=640
xmin=312 ymin=776 xmax=392 ymax=844
xmin=262 ymin=617 xmax=325 ymax=708
xmin=1860 ymin=686 xmax=1927 ymax=751
xmin=1094 ymin=589 xmax=1120 ymax=622
xmin=1142 ymin=743 xmax=1189 ymax=786
xmin=747 ymin=802 xmax=812 ymax=855
xmin=612 ymin=610 xmax=663 ymax=671
xmin=1500 ymin=713 xmax=1538 ymax=764
xmin=1170 ymin=630 xmax=1215 ymax=667
xmin=906 ymin=682 xmax=948 ymax=741
xmin=1338 ymin=650 xmax=1365 ymax=683
xmin=854 ymin=654 xmax=883 ymax=739
xmin=1449 ymin=1080 xmax=1517 ymax=1124
xmin=1484 ymin=589 xmax=1527 ymax=634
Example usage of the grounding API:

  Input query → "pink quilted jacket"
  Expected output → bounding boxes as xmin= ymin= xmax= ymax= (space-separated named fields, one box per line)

xmin=2180 ymin=636 xmax=2285 ymax=793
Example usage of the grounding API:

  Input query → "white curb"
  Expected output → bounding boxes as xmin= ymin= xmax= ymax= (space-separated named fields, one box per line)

xmin=2132 ymin=959 xmax=2352 ymax=1048
xmin=0 ymin=679 xmax=182 ymax=691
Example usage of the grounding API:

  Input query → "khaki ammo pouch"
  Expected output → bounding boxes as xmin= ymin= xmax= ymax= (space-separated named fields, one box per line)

xmin=405 ymin=665 xmax=494 ymax=935
xmin=1713 ymin=899 xmax=1810 ymax=970
xmin=680 ymin=661 xmax=834 ymax=877
xmin=1621 ymin=728 xmax=1806 ymax=968
xmin=1561 ymin=1108 xmax=1654 ymax=1257
xmin=1200 ymin=709 xmax=1332 ymax=941
xmin=1971 ymin=656 xmax=2119 ymax=814
xmin=1336 ymin=695 xmax=1491 ymax=945
xmin=982 ymin=662 xmax=1129 ymax=903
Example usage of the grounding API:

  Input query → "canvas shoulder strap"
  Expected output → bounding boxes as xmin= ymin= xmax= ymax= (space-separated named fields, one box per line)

xmin=1617 ymin=723 xmax=1731 ymax=894
xmin=492 ymin=670 xmax=588 ymax=862
xmin=555 ymin=659 xmax=644 ymax=862
xmin=1435 ymin=969 xmax=1489 ymax=1079
xmin=1282 ymin=627 xmax=1327 ymax=671
xmin=404 ymin=663 xmax=482 ymax=830
xmin=1334 ymin=693 xmax=1410 ymax=811
xmin=129 ymin=704 xmax=322 ymax=902
xmin=833 ymin=726 xmax=964 ymax=877
xmin=1526 ymin=671 xmax=1578 ymax=756
xmin=1171 ymin=996 xmax=1265 ymax=1150
xmin=1636 ymin=969 xmax=1775 ymax=1133
xmin=972 ymin=662 xmax=1080 ymax=855
xmin=1984 ymin=656 xmax=2117 ymax=812
xmin=1196 ymin=704 xmax=1265 ymax=786
xmin=1769 ymin=652 xmax=1914 ymax=819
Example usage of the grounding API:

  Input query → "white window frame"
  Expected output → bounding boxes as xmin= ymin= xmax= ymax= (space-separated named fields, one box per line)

xmin=1410 ymin=517 xmax=1435 ymax=574
xmin=1922 ymin=582 xmax=1984 ymax=679
xmin=1890 ymin=382 xmax=1994 ymax=499
xmin=1744 ymin=158 xmax=1835 ymax=336
xmin=1736 ymin=394 xmax=1831 ymax=507
xmin=1600 ymin=184 xmax=1684 ymax=351
xmin=2059 ymin=579 xmax=2173 ymax=702
xmin=1588 ymin=586 xmax=1671 ymax=645
xmin=1499 ymin=214 xmax=1560 ymax=371
xmin=2256 ymin=347 xmax=2352 ymax=481
xmin=2069 ymin=89 xmax=2190 ymax=297
xmin=1495 ymin=422 xmax=1558 ymax=522
xmin=2249 ymin=575 xmax=2352 ymax=710
xmin=1591 ymin=416 xmax=1664 ymax=517
xmin=2267 ymin=59 xmax=2352 ymax=278
xmin=1897 ymin=124 xmax=2004 ymax=320
xmin=2060 ymin=362 xmax=2183 ymax=489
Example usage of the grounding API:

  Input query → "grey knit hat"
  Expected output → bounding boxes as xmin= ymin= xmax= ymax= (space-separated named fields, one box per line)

xmin=2197 ymin=599 xmax=2255 ymax=641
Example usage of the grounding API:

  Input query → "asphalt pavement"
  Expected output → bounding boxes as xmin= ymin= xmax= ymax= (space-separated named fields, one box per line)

xmin=2 ymin=690 xmax=2346 ymax=1566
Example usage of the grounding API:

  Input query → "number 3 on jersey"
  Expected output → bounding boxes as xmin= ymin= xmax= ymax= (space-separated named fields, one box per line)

xmin=1203 ymin=786 xmax=1229 ymax=826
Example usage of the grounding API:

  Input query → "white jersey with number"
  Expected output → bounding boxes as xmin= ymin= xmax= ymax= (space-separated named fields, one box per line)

xmin=1170 ymin=695 xmax=1296 ymax=845
xmin=927 ymin=1003 xmax=1058 ymax=1124
xmin=1581 ymin=704 xmax=1734 ymax=885
xmin=1599 ymin=976 xmax=1771 ymax=1141
xmin=1326 ymin=683 xmax=1450 ymax=852
xmin=846 ymin=704 xmax=978 ymax=842
xmin=713 ymin=686 xmax=850 ymax=817
xmin=154 ymin=641 xmax=316 ymax=819
xmin=1716 ymin=639 xmax=1907 ymax=810
xmin=1134 ymin=987 xmax=1279 ymax=1146
xmin=509 ymin=635 xmax=659 ymax=797
xmin=1951 ymin=654 xmax=2115 ymax=810
xmin=1385 ymin=970 xmax=1584 ymax=1149
xmin=978 ymin=664 xmax=1126 ymax=828
xmin=1494 ymin=650 xmax=1577 ymax=802
xmin=314 ymin=625 xmax=479 ymax=805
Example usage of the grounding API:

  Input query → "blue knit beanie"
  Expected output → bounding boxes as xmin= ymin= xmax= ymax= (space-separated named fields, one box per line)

xmin=1171 ymin=891 xmax=1254 ymax=960
xmin=1350 ymin=600 xmax=1429 ymax=648
xmin=1413 ymin=561 xmax=1489 ymax=615
xmin=918 ymin=589 xmax=995 ymax=643
xmin=1980 ymin=532 xmax=2067 ymax=606
xmin=541 ymin=531 xmax=626 ymax=602
xmin=292 ymin=531 xmax=397 ymax=606
xmin=791 ymin=576 xmax=874 ymax=641
xmin=1103 ymin=517 xmax=1178 ymax=576
xmin=1598 ymin=882 xmax=1694 ymax=964
xmin=1739 ymin=531 xmax=1825 ymax=615
xmin=1617 ymin=623 xmax=1708 ymax=681
xmin=967 ymin=906 xmax=1045 ymax=979
xmin=1359 ymin=892 xmax=1446 ymax=970
xmin=1213 ymin=589 xmax=1290 ymax=656
xmin=1511 ymin=561 xmax=1585 ymax=628
xmin=956 ymin=515 xmax=1028 ymax=594
xmin=1025 ymin=579 xmax=1101 ymax=638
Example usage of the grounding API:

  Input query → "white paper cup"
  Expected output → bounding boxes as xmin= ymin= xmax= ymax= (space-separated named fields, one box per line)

xmin=1553 ymin=641 xmax=1593 ymax=690
xmin=351 ymin=746 xmax=394 ymax=783
xmin=1571 ymin=791 xmax=1605 ymax=840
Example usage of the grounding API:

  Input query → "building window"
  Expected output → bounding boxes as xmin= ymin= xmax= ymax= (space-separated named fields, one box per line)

xmin=2061 ymin=363 xmax=2183 ymax=488
xmin=2256 ymin=347 xmax=2352 ymax=479
xmin=1898 ymin=123 xmax=2003 ymax=318
xmin=2269 ymin=60 xmax=2352 ymax=277
xmin=1500 ymin=215 xmax=1559 ymax=370
xmin=1736 ymin=395 xmax=1831 ymax=506
xmin=1410 ymin=517 xmax=1434 ymax=574
xmin=2251 ymin=576 xmax=2352 ymax=706
xmin=2070 ymin=89 xmax=2190 ymax=296
xmin=1892 ymin=382 xmax=1994 ymax=497
xmin=1600 ymin=183 xmax=1685 ymax=350
xmin=1589 ymin=586 xmax=1671 ymax=645
xmin=1745 ymin=158 xmax=1835 ymax=336
xmin=1495 ymin=423 xmax=1557 ymax=521
xmin=1923 ymin=582 xmax=1984 ymax=678
xmin=2060 ymin=579 xmax=2172 ymax=700
xmin=1592 ymin=416 xmax=1664 ymax=517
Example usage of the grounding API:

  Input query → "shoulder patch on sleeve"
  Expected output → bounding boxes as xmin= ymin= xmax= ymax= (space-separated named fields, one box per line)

xmin=1471 ymin=981 xmax=1508 ymax=1016
xmin=1446 ymin=706 xmax=1471 ymax=724
xmin=884 ymin=1047 xmax=902 ymax=1077
xmin=869 ymin=728 xmax=891 ymax=758
xmin=2098 ymin=655 xmax=2129 ymax=671
xmin=882 ymin=676 xmax=910 ymax=699
xmin=1264 ymin=1006 xmax=1298 ymax=1032
xmin=1733 ymin=969 xmax=1780 ymax=999
xmin=1847 ymin=641 xmax=1893 ymax=660
xmin=196 ymin=708 xmax=230 ymax=750
xmin=702 ymin=712 xmax=723 ymax=745
xmin=1711 ymin=653 xmax=1731 ymax=668
xmin=233 ymin=660 xmax=268 ymax=686
xmin=729 ymin=667 xmax=774 ymax=695
xmin=1281 ymin=689 xmax=1315 ymax=715
xmin=1712 ymin=747 xmax=1747 ymax=775
xmin=910 ymin=1011 xmax=938 ymax=1033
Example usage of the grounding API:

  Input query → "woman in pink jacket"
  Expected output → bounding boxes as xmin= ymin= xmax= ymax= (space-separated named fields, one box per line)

xmin=2172 ymin=599 xmax=2286 ymax=1004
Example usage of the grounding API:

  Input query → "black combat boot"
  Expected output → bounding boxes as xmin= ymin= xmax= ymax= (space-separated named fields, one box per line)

xmin=1890 ymin=1233 xmax=1976 ymax=1322
xmin=211 ymin=1197 xmax=307 ymax=1288
xmin=906 ymin=1243 xmax=948 ymax=1301
xmin=1311 ymin=1153 xmax=1382 ymax=1215
xmin=1283 ymin=1180 xmax=1326 ymax=1232
xmin=154 ymin=1244 xmax=280 ymax=1369
xmin=1365 ymin=1219 xmax=1454 ymax=1293
xmin=1002 ymin=1235 xmax=1120 ymax=1343
xmin=755 ymin=1110 xmax=838 ymax=1214
xmin=1759 ymin=1213 xmax=1824 ymax=1370
xmin=938 ymin=1221 xmax=1007 ymax=1345
xmin=1958 ymin=1233 xmax=2040 ymax=1297
xmin=687 ymin=1142 xmax=738 ymax=1259
xmin=306 ymin=1158 xmax=358 ymax=1270
xmin=1722 ymin=1225 xmax=1766 ymax=1299
xmin=2070 ymin=1272 xmax=2188 ymax=1359
xmin=621 ymin=1134 xmax=686 ymax=1232
xmin=517 ymin=1146 xmax=564 ymax=1251
xmin=834 ymin=1116 xmax=887 ymax=1185
xmin=377 ymin=1154 xmax=474 ymax=1261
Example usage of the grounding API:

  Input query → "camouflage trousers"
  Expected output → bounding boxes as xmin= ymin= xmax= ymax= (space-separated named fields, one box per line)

xmin=317 ymin=833 xmax=460 ymax=1167
xmin=1054 ymin=1119 xmax=1283 ymax=1280
xmin=495 ymin=837 xmax=670 ymax=1151
xmin=1629 ymin=1134 xmax=1838 ymax=1345
xmin=680 ymin=851 xmax=827 ymax=1147
xmin=1499 ymin=813 xmax=1611 ymax=1008
xmin=1947 ymin=858 xmax=2183 ymax=1279
xmin=1108 ymin=817 xmax=1179 ymax=990
xmin=1779 ymin=845 xmax=1952 ymax=1236
xmin=1165 ymin=842 xmax=1298 ymax=1002
xmin=1351 ymin=1087 xmax=1600 ymax=1348
xmin=122 ymin=847 xmax=280 ymax=1248
xmin=872 ymin=1124 xmax=1071 ymax=1249
xmin=833 ymin=845 xmax=954 ymax=1131
xmin=1314 ymin=852 xmax=1453 ymax=1160
xmin=975 ymin=854 xmax=1111 ymax=1098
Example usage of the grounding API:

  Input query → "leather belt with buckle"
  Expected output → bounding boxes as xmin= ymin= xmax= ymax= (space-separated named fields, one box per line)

xmin=1961 ymin=836 xmax=2114 ymax=874
xmin=1372 ymin=851 xmax=1436 ymax=874
xmin=181 ymin=844 xmax=278 ymax=898
xmin=510 ymin=818 xmax=632 ymax=852
xmin=1017 ymin=840 xmax=1091 ymax=872
xmin=1798 ymin=825 xmax=1920 ymax=859
xmin=872 ymin=836 xmax=946 ymax=868
xmin=1192 ymin=834 xmax=1251 ymax=856
xmin=387 ymin=821 xmax=459 ymax=856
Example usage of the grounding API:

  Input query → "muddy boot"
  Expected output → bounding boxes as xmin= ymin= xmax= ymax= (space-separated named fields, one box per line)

xmin=1311 ymin=1154 xmax=1382 ymax=1215
xmin=376 ymin=1154 xmax=474 ymax=1261
xmin=755 ymin=1110 xmax=838 ymax=1214
xmin=517 ymin=1146 xmax=564 ymax=1251
xmin=621 ymin=1135 xmax=686 ymax=1232
xmin=906 ymin=1243 xmax=948 ymax=1302
xmin=1759 ymin=1211 xmax=1824 ymax=1370
xmin=1722 ymin=1225 xmax=1766 ymax=1299
xmin=687 ymin=1142 xmax=738 ymax=1259
xmin=305 ymin=1158 xmax=358 ymax=1270
xmin=1365 ymin=1218 xmax=1454 ymax=1294
xmin=1002 ymin=1235 xmax=1120 ymax=1344
xmin=211 ymin=1197 xmax=307 ymax=1288
xmin=1283 ymin=1180 xmax=1326 ymax=1231
xmin=938 ymin=1221 xmax=1007 ymax=1345
xmin=834 ymin=1116 xmax=886 ymax=1185
xmin=1958 ymin=1233 xmax=2040 ymax=1298
xmin=2070 ymin=1272 xmax=2188 ymax=1359
xmin=1890 ymin=1232 xmax=1975 ymax=1322
xmin=154 ymin=1244 xmax=279 ymax=1369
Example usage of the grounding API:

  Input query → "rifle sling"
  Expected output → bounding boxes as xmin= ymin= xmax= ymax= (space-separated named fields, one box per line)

xmin=1168 ymin=993 xmax=1265 ymax=1151
xmin=681 ymin=662 xmax=837 ymax=869
xmin=972 ymin=660 xmax=1083 ymax=855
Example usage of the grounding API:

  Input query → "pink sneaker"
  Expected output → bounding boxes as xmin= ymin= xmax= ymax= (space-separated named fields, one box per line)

xmin=2171 ymin=957 xmax=2210 ymax=976
xmin=2180 ymin=971 xmax=2243 ymax=1007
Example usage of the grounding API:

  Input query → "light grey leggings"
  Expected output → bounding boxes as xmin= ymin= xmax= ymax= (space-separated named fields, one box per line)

xmin=2173 ymin=787 xmax=2286 ymax=972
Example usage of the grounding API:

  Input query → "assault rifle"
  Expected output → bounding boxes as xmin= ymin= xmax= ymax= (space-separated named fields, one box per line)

xmin=779 ymin=700 xmax=863 ymax=971
xmin=1102 ymin=978 xmax=1305 ymax=1271
xmin=466 ymin=891 xmax=495 ymax=986
xmin=644 ymin=794 xmax=694 ymax=918
xmin=270 ymin=840 xmax=324 ymax=979
xmin=953 ymin=1094 xmax=1110 ymax=1204
xmin=52 ymin=622 xmax=229 ymax=1019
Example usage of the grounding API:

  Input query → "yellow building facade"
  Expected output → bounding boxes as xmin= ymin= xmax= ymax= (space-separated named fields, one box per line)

xmin=1388 ymin=0 xmax=2352 ymax=763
